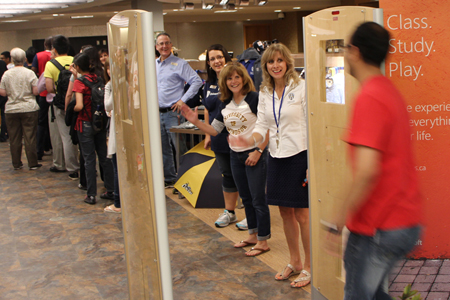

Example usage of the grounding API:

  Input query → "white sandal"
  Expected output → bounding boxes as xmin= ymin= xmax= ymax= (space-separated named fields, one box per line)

xmin=291 ymin=270 xmax=311 ymax=288
xmin=275 ymin=264 xmax=300 ymax=281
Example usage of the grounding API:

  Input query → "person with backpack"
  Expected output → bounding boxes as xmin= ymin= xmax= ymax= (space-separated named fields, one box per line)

xmin=237 ymin=40 xmax=263 ymax=92
xmin=72 ymin=53 xmax=114 ymax=205
xmin=44 ymin=35 xmax=79 ymax=178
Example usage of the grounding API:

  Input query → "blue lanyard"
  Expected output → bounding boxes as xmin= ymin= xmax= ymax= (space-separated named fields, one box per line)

xmin=272 ymin=86 xmax=286 ymax=134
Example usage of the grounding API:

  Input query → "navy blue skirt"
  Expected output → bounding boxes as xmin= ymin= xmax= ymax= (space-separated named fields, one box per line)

xmin=266 ymin=150 xmax=309 ymax=208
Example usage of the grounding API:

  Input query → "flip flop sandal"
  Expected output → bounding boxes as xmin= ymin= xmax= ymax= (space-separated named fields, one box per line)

xmin=275 ymin=264 xmax=301 ymax=281
xmin=104 ymin=205 xmax=121 ymax=214
xmin=291 ymin=270 xmax=311 ymax=288
xmin=245 ymin=247 xmax=270 ymax=257
xmin=234 ymin=240 xmax=257 ymax=248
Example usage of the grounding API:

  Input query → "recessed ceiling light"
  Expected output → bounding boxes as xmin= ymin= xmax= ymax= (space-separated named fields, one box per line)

xmin=71 ymin=15 xmax=93 ymax=19
xmin=2 ymin=19 xmax=28 ymax=23
xmin=53 ymin=14 xmax=59 ymax=16
xmin=238 ymin=7 xmax=244 ymax=9
xmin=274 ymin=10 xmax=281 ymax=12
xmin=163 ymin=12 xmax=167 ymax=15
xmin=293 ymin=7 xmax=301 ymax=9
xmin=219 ymin=0 xmax=229 ymax=5
xmin=173 ymin=9 xmax=178 ymax=11
xmin=246 ymin=19 xmax=251 ymax=21
xmin=214 ymin=10 xmax=237 ymax=13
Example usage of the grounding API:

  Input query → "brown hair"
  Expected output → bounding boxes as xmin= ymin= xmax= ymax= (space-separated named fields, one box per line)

xmin=103 ymin=59 xmax=110 ymax=83
xmin=218 ymin=61 xmax=255 ymax=102
xmin=261 ymin=43 xmax=299 ymax=91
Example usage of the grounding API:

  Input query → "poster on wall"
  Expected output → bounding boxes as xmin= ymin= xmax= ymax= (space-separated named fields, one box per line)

xmin=380 ymin=0 xmax=450 ymax=258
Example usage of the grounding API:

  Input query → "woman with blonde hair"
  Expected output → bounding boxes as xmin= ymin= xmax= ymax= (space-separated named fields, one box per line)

xmin=182 ymin=61 xmax=271 ymax=256
xmin=232 ymin=43 xmax=310 ymax=287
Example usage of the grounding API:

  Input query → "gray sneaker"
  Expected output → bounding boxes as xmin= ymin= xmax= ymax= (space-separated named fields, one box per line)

xmin=236 ymin=218 xmax=248 ymax=231
xmin=214 ymin=210 xmax=237 ymax=228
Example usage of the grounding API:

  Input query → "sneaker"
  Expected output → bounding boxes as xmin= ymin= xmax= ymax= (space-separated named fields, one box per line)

xmin=68 ymin=172 xmax=79 ymax=180
xmin=164 ymin=181 xmax=176 ymax=189
xmin=78 ymin=184 xmax=87 ymax=190
xmin=100 ymin=191 xmax=114 ymax=200
xmin=29 ymin=164 xmax=42 ymax=170
xmin=236 ymin=218 xmax=248 ymax=231
xmin=84 ymin=195 xmax=96 ymax=205
xmin=215 ymin=210 xmax=237 ymax=228
xmin=49 ymin=166 xmax=66 ymax=172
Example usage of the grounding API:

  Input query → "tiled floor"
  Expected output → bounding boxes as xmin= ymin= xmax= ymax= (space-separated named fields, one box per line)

xmin=390 ymin=259 xmax=450 ymax=300
xmin=1 ymin=140 xmax=449 ymax=300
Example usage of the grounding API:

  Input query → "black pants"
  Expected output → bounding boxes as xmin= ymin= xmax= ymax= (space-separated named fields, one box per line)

xmin=36 ymin=96 xmax=52 ymax=158
xmin=0 ymin=97 xmax=7 ymax=142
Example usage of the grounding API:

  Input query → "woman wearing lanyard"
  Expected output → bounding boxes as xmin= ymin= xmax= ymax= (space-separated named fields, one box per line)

xmin=232 ymin=43 xmax=310 ymax=287
xmin=182 ymin=61 xmax=271 ymax=256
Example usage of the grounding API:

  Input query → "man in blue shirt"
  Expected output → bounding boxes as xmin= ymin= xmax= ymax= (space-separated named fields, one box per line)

xmin=156 ymin=32 xmax=203 ymax=187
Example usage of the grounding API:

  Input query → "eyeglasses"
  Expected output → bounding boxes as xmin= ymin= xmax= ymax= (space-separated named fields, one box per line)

xmin=157 ymin=41 xmax=172 ymax=47
xmin=209 ymin=55 xmax=224 ymax=62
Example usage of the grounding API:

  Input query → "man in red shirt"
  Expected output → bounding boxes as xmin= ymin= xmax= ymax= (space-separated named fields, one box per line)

xmin=327 ymin=22 xmax=423 ymax=300
xmin=32 ymin=36 xmax=53 ymax=160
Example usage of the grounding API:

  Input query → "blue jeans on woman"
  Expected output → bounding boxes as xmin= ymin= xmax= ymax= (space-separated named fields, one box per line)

xmin=230 ymin=148 xmax=270 ymax=240
xmin=77 ymin=121 xmax=114 ymax=197
xmin=344 ymin=225 xmax=421 ymax=300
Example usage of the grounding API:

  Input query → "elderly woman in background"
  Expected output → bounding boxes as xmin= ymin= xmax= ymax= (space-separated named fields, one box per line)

xmin=0 ymin=47 xmax=40 ymax=170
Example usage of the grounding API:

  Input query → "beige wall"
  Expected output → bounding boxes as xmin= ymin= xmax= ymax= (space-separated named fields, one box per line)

xmin=0 ymin=16 xmax=309 ymax=58
xmin=163 ymin=21 xmax=245 ymax=60
xmin=0 ymin=25 xmax=108 ymax=53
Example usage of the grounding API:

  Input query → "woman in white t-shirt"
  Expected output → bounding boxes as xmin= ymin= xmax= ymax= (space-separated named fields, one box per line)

xmin=182 ymin=61 xmax=271 ymax=257
xmin=0 ymin=48 xmax=40 ymax=170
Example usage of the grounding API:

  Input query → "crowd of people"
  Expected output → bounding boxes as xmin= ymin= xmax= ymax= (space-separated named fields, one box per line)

xmin=0 ymin=21 xmax=423 ymax=298
xmin=0 ymin=35 xmax=120 ymax=213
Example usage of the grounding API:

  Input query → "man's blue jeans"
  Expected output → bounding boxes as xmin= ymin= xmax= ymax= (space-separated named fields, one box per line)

xmin=344 ymin=226 xmax=421 ymax=300
xmin=160 ymin=111 xmax=186 ymax=183
xmin=230 ymin=148 xmax=270 ymax=240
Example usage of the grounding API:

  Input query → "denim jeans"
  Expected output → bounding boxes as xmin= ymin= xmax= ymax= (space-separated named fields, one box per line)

xmin=214 ymin=151 xmax=237 ymax=193
xmin=77 ymin=121 xmax=114 ymax=197
xmin=159 ymin=110 xmax=186 ymax=183
xmin=344 ymin=226 xmax=421 ymax=300
xmin=230 ymin=148 xmax=270 ymax=240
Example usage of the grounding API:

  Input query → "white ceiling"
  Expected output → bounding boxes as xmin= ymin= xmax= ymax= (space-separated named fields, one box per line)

xmin=0 ymin=0 xmax=375 ymax=31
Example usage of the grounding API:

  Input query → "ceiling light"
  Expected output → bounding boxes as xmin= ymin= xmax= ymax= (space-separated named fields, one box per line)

xmin=2 ymin=19 xmax=28 ymax=23
xmin=274 ymin=9 xmax=281 ymax=12
xmin=239 ymin=0 xmax=249 ymax=5
xmin=71 ymin=15 xmax=93 ymax=19
xmin=293 ymin=7 xmax=301 ymax=9
xmin=163 ymin=12 xmax=167 ymax=15
xmin=53 ymin=13 xmax=59 ymax=16
xmin=246 ymin=19 xmax=250 ymax=21
xmin=219 ymin=0 xmax=228 ymax=5
xmin=256 ymin=0 xmax=266 ymax=6
xmin=173 ymin=9 xmax=179 ymax=11
xmin=204 ymin=4 xmax=214 ymax=9
xmin=214 ymin=10 xmax=237 ymax=13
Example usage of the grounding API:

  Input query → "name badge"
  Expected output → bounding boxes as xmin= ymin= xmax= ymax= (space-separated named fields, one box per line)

xmin=171 ymin=62 xmax=178 ymax=66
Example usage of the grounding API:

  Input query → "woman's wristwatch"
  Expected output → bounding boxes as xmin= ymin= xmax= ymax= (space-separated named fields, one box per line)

xmin=255 ymin=147 xmax=263 ymax=154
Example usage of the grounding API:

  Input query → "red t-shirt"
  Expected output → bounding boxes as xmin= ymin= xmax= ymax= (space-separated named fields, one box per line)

xmin=343 ymin=75 xmax=422 ymax=236
xmin=73 ymin=74 xmax=96 ymax=132
xmin=36 ymin=51 xmax=51 ymax=97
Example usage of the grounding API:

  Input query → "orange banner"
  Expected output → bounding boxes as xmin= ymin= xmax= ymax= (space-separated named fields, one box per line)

xmin=380 ymin=0 xmax=450 ymax=258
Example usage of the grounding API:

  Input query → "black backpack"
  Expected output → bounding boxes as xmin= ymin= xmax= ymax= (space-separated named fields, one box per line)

xmin=50 ymin=58 xmax=72 ymax=110
xmin=79 ymin=75 xmax=107 ymax=133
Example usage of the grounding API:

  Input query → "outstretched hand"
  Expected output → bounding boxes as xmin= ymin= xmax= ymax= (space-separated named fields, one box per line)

xmin=180 ymin=104 xmax=198 ymax=124
xmin=228 ymin=134 xmax=253 ymax=149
